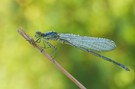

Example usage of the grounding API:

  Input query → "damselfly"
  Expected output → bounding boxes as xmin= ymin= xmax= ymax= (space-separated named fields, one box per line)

xmin=35 ymin=31 xmax=129 ymax=71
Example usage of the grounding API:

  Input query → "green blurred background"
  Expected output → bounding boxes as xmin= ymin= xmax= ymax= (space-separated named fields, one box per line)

xmin=0 ymin=0 xmax=135 ymax=89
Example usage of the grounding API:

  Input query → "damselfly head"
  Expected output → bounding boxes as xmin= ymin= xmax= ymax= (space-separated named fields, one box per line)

xmin=35 ymin=31 xmax=42 ymax=38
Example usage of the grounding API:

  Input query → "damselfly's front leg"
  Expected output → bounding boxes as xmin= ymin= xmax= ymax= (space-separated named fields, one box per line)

xmin=35 ymin=38 xmax=41 ymax=43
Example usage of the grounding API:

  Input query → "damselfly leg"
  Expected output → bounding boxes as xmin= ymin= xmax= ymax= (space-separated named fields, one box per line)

xmin=42 ymin=39 xmax=57 ymax=56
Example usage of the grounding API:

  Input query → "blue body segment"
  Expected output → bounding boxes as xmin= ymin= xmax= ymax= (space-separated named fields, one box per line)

xmin=43 ymin=32 xmax=57 ymax=38
xmin=42 ymin=32 xmax=59 ymax=40
xmin=35 ymin=31 xmax=129 ymax=71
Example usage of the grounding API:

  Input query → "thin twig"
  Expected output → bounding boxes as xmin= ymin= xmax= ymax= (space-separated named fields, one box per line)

xmin=17 ymin=27 xmax=86 ymax=89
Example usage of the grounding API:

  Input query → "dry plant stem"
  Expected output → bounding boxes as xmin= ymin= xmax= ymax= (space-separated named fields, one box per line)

xmin=17 ymin=27 xmax=86 ymax=89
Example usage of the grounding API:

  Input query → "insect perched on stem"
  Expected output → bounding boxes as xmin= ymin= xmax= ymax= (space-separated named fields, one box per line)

xmin=35 ymin=31 xmax=130 ymax=71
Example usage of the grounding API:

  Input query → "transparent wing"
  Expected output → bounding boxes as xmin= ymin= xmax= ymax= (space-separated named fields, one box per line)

xmin=58 ymin=34 xmax=116 ymax=52
xmin=58 ymin=33 xmax=130 ymax=71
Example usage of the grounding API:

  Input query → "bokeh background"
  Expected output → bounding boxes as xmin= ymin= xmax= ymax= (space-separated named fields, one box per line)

xmin=0 ymin=0 xmax=135 ymax=89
